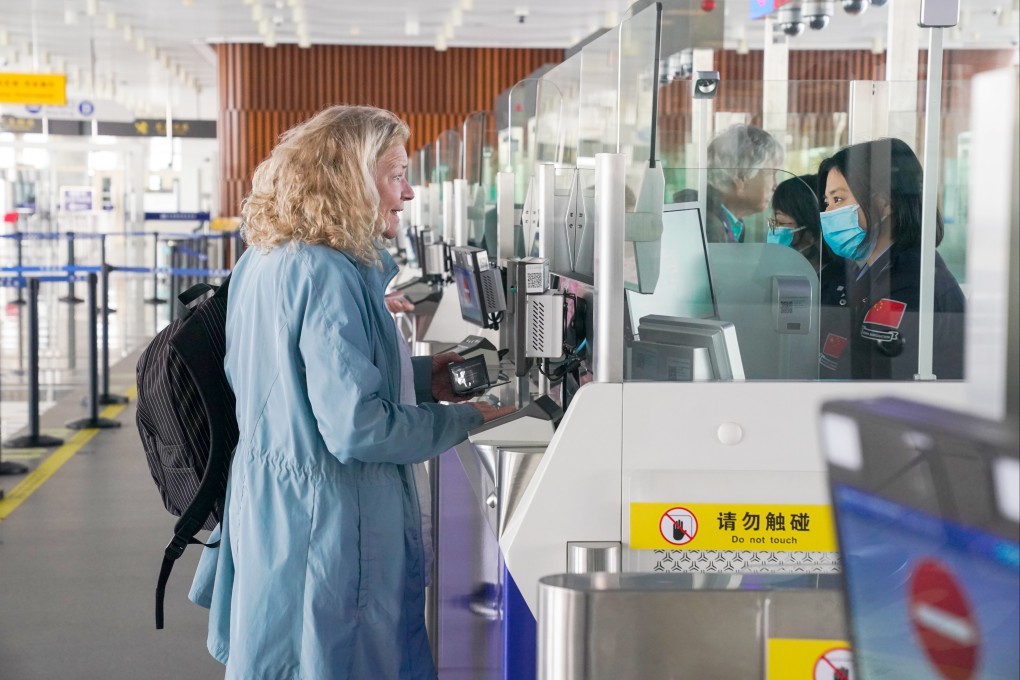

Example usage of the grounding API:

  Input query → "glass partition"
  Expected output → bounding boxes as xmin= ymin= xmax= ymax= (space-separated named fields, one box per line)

xmin=541 ymin=54 xmax=582 ymax=169
xmin=462 ymin=111 xmax=498 ymax=249
xmin=433 ymin=129 xmax=461 ymax=184
xmin=578 ymin=25 xmax=621 ymax=164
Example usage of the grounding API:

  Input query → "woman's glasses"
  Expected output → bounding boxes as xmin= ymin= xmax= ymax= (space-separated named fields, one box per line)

xmin=767 ymin=216 xmax=799 ymax=233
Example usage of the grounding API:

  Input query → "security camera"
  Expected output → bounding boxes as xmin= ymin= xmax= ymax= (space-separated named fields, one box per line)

xmin=776 ymin=3 xmax=806 ymax=36
xmin=802 ymin=0 xmax=834 ymax=29
xmin=693 ymin=71 xmax=720 ymax=99
xmin=842 ymin=0 xmax=870 ymax=15
xmin=515 ymin=7 xmax=529 ymax=23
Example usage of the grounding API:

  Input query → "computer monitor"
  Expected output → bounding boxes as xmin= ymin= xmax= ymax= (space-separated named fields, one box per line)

xmin=822 ymin=397 xmax=1020 ymax=680
xmin=451 ymin=245 xmax=496 ymax=330
xmin=628 ymin=314 xmax=745 ymax=381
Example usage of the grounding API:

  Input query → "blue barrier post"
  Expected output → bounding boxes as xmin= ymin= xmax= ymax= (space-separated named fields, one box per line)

xmin=4 ymin=278 xmax=66 ymax=451
xmin=59 ymin=232 xmax=84 ymax=304
xmin=144 ymin=232 xmax=166 ymax=305
xmin=68 ymin=274 xmax=120 ymax=430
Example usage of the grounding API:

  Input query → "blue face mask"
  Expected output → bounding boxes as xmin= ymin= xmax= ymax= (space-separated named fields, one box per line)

xmin=820 ymin=204 xmax=874 ymax=261
xmin=766 ymin=226 xmax=805 ymax=248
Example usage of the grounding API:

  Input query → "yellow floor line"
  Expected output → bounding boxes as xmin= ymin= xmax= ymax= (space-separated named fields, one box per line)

xmin=0 ymin=387 xmax=136 ymax=521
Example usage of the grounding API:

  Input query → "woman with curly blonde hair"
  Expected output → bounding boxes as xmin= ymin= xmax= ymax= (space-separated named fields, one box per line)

xmin=189 ymin=105 xmax=511 ymax=680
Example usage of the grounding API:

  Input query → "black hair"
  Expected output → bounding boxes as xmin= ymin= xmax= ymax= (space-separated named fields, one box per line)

xmin=817 ymin=138 xmax=943 ymax=247
xmin=772 ymin=174 xmax=821 ymax=235
xmin=772 ymin=173 xmax=833 ymax=268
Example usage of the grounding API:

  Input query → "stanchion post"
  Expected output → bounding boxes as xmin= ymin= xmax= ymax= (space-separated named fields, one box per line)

xmin=59 ymin=231 xmax=84 ymax=304
xmin=67 ymin=273 xmax=121 ymax=430
xmin=99 ymin=264 xmax=128 ymax=406
xmin=12 ymin=231 xmax=26 ymax=306
xmin=99 ymin=234 xmax=117 ymax=315
xmin=4 ymin=278 xmax=65 ymax=451
xmin=144 ymin=232 xmax=166 ymax=305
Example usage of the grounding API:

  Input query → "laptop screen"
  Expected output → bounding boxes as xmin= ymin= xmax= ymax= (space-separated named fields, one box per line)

xmin=833 ymin=482 xmax=1019 ymax=679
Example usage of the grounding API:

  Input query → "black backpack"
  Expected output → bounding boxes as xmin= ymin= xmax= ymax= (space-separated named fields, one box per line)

xmin=135 ymin=276 xmax=238 ymax=629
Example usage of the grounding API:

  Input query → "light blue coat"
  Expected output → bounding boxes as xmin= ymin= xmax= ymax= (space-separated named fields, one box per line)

xmin=189 ymin=241 xmax=482 ymax=679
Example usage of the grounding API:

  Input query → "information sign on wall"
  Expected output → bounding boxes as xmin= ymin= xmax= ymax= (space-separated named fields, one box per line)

xmin=0 ymin=73 xmax=67 ymax=106
xmin=60 ymin=186 xmax=95 ymax=212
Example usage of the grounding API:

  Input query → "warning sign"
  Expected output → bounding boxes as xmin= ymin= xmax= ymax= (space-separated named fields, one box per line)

xmin=814 ymin=647 xmax=854 ymax=680
xmin=659 ymin=507 xmax=698 ymax=545
xmin=767 ymin=638 xmax=853 ymax=679
xmin=909 ymin=558 xmax=979 ymax=680
xmin=631 ymin=502 xmax=837 ymax=552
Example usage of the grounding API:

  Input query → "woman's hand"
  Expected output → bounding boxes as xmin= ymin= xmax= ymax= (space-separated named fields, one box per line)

xmin=385 ymin=293 xmax=415 ymax=314
xmin=469 ymin=401 xmax=517 ymax=423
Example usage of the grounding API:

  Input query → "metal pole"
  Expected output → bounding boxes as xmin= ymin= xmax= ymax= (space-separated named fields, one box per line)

xmin=99 ymin=263 xmax=128 ymax=405
xmin=144 ymin=232 xmax=167 ymax=305
xmin=13 ymin=231 xmax=25 ymax=305
xmin=4 ymin=278 xmax=64 ymax=450
xmin=100 ymin=234 xmax=116 ymax=315
xmin=916 ymin=27 xmax=944 ymax=381
xmin=67 ymin=274 xmax=121 ymax=430
xmin=59 ymin=232 xmax=83 ymax=304
xmin=593 ymin=152 xmax=626 ymax=383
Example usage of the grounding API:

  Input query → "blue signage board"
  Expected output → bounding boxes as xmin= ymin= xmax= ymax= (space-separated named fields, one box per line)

xmin=143 ymin=211 xmax=212 ymax=221
xmin=751 ymin=0 xmax=792 ymax=19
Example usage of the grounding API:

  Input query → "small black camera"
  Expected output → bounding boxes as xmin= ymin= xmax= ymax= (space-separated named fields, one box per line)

xmin=694 ymin=71 xmax=720 ymax=99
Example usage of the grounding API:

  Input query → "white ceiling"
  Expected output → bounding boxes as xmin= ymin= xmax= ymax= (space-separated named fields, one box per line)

xmin=0 ymin=0 xmax=1016 ymax=119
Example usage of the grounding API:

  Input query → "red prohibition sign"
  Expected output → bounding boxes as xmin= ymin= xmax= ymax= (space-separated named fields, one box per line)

xmin=909 ymin=558 xmax=980 ymax=680
xmin=660 ymin=506 xmax=698 ymax=545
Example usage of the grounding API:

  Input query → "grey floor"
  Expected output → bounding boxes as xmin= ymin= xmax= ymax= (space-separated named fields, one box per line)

xmin=0 ymin=349 xmax=223 ymax=680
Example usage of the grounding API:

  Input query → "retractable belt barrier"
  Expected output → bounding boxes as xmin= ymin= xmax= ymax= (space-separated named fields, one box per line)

xmin=1 ymin=228 xmax=239 ymax=460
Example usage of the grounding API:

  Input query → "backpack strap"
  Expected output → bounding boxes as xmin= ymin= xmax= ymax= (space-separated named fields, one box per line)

xmin=176 ymin=274 xmax=231 ymax=319
xmin=155 ymin=531 xmax=219 ymax=629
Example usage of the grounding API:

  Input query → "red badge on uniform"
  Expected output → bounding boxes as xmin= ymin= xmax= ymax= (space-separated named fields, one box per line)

xmin=820 ymin=333 xmax=849 ymax=371
xmin=861 ymin=298 xmax=907 ymax=342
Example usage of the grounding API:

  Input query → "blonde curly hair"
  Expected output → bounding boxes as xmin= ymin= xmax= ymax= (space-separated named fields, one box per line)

xmin=241 ymin=105 xmax=410 ymax=264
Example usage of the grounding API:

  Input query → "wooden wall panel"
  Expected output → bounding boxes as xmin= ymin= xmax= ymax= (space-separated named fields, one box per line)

xmin=216 ymin=43 xmax=563 ymax=215
xmin=216 ymin=44 xmax=1013 ymax=214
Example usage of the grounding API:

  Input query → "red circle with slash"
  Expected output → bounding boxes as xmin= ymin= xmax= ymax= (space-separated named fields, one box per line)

xmin=908 ymin=557 xmax=980 ymax=680
xmin=659 ymin=507 xmax=698 ymax=545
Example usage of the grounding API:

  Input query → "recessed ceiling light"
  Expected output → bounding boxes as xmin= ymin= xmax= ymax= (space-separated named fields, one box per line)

xmin=435 ymin=35 xmax=448 ymax=51
xmin=106 ymin=12 xmax=117 ymax=30
xmin=350 ymin=26 xmax=362 ymax=36
xmin=64 ymin=8 xmax=78 ymax=25
xmin=405 ymin=18 xmax=420 ymax=36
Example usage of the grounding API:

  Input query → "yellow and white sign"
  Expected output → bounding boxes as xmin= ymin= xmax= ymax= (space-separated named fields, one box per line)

xmin=767 ymin=638 xmax=853 ymax=680
xmin=630 ymin=502 xmax=837 ymax=552
xmin=0 ymin=73 xmax=67 ymax=106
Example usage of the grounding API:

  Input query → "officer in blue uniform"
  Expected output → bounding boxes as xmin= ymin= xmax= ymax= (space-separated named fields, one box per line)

xmin=817 ymin=138 xmax=965 ymax=380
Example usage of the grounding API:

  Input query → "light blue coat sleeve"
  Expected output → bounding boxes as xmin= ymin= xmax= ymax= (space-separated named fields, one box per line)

xmin=295 ymin=253 xmax=482 ymax=465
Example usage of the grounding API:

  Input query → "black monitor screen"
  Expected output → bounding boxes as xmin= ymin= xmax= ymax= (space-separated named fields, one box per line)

xmin=453 ymin=264 xmax=485 ymax=327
